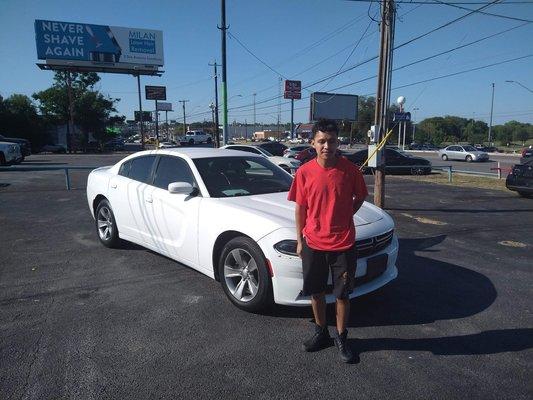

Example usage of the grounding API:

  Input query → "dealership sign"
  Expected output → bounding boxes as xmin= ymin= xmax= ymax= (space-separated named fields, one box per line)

xmin=284 ymin=80 xmax=302 ymax=100
xmin=34 ymin=20 xmax=164 ymax=67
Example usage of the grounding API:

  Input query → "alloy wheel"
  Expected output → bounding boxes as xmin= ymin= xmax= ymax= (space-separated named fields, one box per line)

xmin=97 ymin=206 xmax=114 ymax=241
xmin=223 ymin=248 xmax=260 ymax=303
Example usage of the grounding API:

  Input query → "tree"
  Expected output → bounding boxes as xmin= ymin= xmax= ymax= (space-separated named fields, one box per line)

xmin=0 ymin=94 xmax=49 ymax=149
xmin=32 ymin=71 xmax=121 ymax=150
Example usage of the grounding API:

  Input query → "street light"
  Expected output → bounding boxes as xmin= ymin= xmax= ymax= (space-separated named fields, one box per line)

xmin=505 ymin=80 xmax=533 ymax=94
xmin=228 ymin=94 xmax=243 ymax=101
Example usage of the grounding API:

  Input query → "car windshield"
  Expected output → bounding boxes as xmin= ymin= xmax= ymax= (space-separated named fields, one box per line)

xmin=193 ymin=156 xmax=293 ymax=198
xmin=463 ymin=145 xmax=477 ymax=151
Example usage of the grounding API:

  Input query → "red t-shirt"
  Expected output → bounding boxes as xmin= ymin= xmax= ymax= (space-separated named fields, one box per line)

xmin=287 ymin=156 xmax=368 ymax=251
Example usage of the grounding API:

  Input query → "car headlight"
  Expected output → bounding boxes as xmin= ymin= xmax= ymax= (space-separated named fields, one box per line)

xmin=274 ymin=240 xmax=298 ymax=256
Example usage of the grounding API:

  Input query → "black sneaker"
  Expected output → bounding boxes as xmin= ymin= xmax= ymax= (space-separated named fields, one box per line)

xmin=302 ymin=324 xmax=331 ymax=352
xmin=333 ymin=330 xmax=354 ymax=363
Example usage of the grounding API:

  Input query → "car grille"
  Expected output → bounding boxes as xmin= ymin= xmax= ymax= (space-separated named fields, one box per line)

xmin=356 ymin=229 xmax=394 ymax=258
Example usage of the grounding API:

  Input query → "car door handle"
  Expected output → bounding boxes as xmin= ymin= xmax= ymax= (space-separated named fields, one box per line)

xmin=110 ymin=183 xmax=117 ymax=189
xmin=145 ymin=196 xmax=153 ymax=203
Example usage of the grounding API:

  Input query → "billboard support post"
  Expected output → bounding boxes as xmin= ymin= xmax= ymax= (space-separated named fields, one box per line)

xmin=165 ymin=111 xmax=169 ymax=139
xmin=290 ymin=99 xmax=294 ymax=140
xmin=155 ymin=100 xmax=159 ymax=144
xmin=136 ymin=75 xmax=145 ymax=149
xmin=66 ymin=71 xmax=75 ymax=153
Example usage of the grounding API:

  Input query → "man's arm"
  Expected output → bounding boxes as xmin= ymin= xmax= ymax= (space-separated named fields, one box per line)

xmin=295 ymin=203 xmax=307 ymax=258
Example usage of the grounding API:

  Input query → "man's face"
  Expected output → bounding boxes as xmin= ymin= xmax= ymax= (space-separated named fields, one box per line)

xmin=311 ymin=130 xmax=339 ymax=161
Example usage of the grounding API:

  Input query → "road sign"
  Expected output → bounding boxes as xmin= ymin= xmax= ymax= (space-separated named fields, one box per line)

xmin=284 ymin=91 xmax=301 ymax=100
xmin=145 ymin=86 xmax=166 ymax=100
xmin=393 ymin=112 xmax=411 ymax=122
xmin=284 ymin=80 xmax=301 ymax=100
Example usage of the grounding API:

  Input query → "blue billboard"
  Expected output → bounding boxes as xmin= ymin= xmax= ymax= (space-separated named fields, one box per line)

xmin=34 ymin=20 xmax=164 ymax=66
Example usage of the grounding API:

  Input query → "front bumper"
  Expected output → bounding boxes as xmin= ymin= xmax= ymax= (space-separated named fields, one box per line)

xmin=259 ymin=232 xmax=399 ymax=306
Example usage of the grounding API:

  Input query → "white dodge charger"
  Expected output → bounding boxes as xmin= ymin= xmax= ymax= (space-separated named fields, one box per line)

xmin=87 ymin=148 xmax=398 ymax=312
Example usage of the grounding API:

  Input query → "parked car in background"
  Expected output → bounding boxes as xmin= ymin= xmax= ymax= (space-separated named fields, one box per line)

xmin=345 ymin=148 xmax=432 ymax=175
xmin=283 ymin=145 xmax=311 ymax=158
xmin=86 ymin=148 xmax=398 ymax=311
xmin=506 ymin=158 xmax=533 ymax=197
xmin=221 ymin=144 xmax=300 ymax=173
xmin=158 ymin=141 xmax=179 ymax=149
xmin=178 ymin=131 xmax=212 ymax=146
xmin=0 ymin=141 xmax=22 ymax=165
xmin=294 ymin=147 xmax=317 ymax=164
xmin=103 ymin=138 xmax=125 ymax=151
xmin=521 ymin=147 xmax=533 ymax=164
xmin=408 ymin=143 xmax=439 ymax=151
xmin=40 ymin=144 xmax=67 ymax=154
xmin=255 ymin=141 xmax=288 ymax=156
xmin=0 ymin=134 xmax=31 ymax=160
xmin=438 ymin=145 xmax=489 ymax=162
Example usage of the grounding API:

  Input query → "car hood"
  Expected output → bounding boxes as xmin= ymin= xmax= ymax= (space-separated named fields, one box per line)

xmin=218 ymin=191 xmax=383 ymax=228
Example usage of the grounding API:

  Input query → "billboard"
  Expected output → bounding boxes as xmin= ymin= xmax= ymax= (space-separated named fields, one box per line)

xmin=156 ymin=102 xmax=173 ymax=111
xmin=310 ymin=92 xmax=358 ymax=121
xmin=145 ymin=86 xmax=166 ymax=100
xmin=34 ymin=20 xmax=164 ymax=68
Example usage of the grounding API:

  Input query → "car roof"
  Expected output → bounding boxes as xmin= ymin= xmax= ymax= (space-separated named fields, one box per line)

xmin=125 ymin=147 xmax=263 ymax=161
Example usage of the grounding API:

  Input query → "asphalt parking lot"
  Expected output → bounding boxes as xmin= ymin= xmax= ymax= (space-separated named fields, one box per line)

xmin=1 ymin=154 xmax=532 ymax=399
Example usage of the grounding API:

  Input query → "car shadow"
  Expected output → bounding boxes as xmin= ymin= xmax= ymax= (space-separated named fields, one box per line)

xmin=269 ymin=235 xmax=498 ymax=329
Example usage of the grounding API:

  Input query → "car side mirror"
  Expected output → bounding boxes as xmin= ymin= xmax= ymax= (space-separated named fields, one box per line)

xmin=168 ymin=182 xmax=196 ymax=195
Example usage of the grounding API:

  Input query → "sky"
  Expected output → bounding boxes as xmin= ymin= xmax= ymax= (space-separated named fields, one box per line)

xmin=1 ymin=0 xmax=532 ymax=126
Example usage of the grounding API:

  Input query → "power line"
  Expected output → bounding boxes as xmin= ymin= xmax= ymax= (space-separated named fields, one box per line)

xmin=227 ymin=0 xmax=506 ymax=113
xmin=434 ymin=0 xmax=533 ymax=22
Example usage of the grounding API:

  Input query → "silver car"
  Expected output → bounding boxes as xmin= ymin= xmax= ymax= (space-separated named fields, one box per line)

xmin=438 ymin=145 xmax=489 ymax=162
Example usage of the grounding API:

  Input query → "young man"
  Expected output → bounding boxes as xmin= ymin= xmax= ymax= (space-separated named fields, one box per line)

xmin=287 ymin=118 xmax=368 ymax=363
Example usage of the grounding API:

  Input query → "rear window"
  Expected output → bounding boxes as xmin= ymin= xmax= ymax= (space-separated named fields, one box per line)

xmin=128 ymin=156 xmax=156 ymax=183
xmin=118 ymin=160 xmax=131 ymax=177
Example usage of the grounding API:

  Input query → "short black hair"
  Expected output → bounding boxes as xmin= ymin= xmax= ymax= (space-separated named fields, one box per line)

xmin=312 ymin=118 xmax=339 ymax=138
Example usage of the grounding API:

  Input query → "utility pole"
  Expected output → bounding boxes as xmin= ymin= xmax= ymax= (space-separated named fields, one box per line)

xmin=373 ymin=0 xmax=396 ymax=209
xmin=253 ymin=92 xmax=257 ymax=133
xmin=179 ymin=100 xmax=189 ymax=137
xmin=209 ymin=61 xmax=221 ymax=147
xmin=488 ymin=82 xmax=495 ymax=145
xmin=219 ymin=0 xmax=229 ymax=145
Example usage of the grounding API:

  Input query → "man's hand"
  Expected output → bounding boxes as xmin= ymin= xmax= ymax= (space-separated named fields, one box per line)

xmin=297 ymin=240 xmax=303 ymax=258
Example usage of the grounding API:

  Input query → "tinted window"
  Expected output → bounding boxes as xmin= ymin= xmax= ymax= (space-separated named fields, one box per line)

xmin=118 ymin=160 xmax=132 ymax=177
xmin=153 ymin=156 xmax=195 ymax=190
xmin=129 ymin=156 xmax=156 ymax=183
xmin=448 ymin=146 xmax=459 ymax=151
xmin=232 ymin=146 xmax=261 ymax=155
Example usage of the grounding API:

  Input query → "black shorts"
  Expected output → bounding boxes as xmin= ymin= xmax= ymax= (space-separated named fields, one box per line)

xmin=301 ymin=239 xmax=356 ymax=299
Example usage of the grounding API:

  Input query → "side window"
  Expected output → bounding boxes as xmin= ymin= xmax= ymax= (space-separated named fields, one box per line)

xmin=118 ymin=160 xmax=132 ymax=177
xmin=153 ymin=156 xmax=195 ymax=190
xmin=129 ymin=155 xmax=156 ymax=183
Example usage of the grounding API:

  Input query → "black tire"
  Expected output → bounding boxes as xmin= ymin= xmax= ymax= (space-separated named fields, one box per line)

xmin=0 ymin=152 xmax=6 ymax=166
xmin=218 ymin=236 xmax=273 ymax=312
xmin=441 ymin=154 xmax=448 ymax=161
xmin=189 ymin=139 xmax=194 ymax=145
xmin=466 ymin=155 xmax=473 ymax=162
xmin=207 ymin=137 xmax=212 ymax=144
xmin=95 ymin=199 xmax=121 ymax=248
xmin=411 ymin=166 xmax=423 ymax=175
